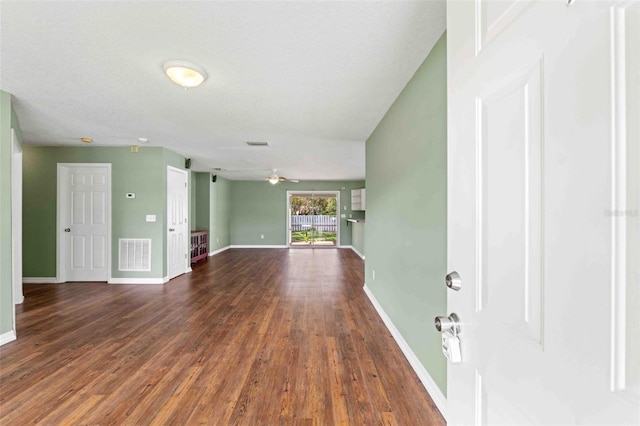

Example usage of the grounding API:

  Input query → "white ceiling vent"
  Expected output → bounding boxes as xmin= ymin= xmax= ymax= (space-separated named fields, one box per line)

xmin=119 ymin=239 xmax=151 ymax=271
xmin=246 ymin=141 xmax=269 ymax=147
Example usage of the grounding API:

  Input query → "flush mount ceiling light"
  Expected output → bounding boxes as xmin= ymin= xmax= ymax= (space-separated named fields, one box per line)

xmin=80 ymin=137 xmax=93 ymax=143
xmin=163 ymin=60 xmax=207 ymax=88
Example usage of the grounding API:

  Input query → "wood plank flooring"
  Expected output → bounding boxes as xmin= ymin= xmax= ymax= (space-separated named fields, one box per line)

xmin=0 ymin=248 xmax=445 ymax=425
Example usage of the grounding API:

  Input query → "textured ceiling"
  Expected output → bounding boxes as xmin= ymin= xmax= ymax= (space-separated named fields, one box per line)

xmin=0 ymin=1 xmax=445 ymax=181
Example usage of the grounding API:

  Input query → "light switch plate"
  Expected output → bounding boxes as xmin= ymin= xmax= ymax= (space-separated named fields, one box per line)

xmin=126 ymin=193 xmax=136 ymax=199
xmin=146 ymin=214 xmax=156 ymax=222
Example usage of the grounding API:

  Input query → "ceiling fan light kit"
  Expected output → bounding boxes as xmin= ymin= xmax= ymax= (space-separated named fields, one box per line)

xmin=209 ymin=168 xmax=298 ymax=184
xmin=268 ymin=174 xmax=280 ymax=185
xmin=267 ymin=169 xmax=298 ymax=185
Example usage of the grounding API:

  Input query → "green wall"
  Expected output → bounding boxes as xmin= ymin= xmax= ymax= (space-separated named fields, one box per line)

xmin=230 ymin=180 xmax=364 ymax=246
xmin=194 ymin=172 xmax=231 ymax=252
xmin=189 ymin=171 xmax=197 ymax=231
xmin=351 ymin=222 xmax=365 ymax=258
xmin=22 ymin=145 xmax=189 ymax=280
xmin=0 ymin=90 xmax=21 ymax=336
xmin=365 ymin=32 xmax=447 ymax=394
xmin=210 ymin=176 xmax=231 ymax=251
xmin=195 ymin=172 xmax=211 ymax=231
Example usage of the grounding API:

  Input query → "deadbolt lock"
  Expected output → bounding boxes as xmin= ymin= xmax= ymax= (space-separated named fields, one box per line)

xmin=445 ymin=271 xmax=462 ymax=291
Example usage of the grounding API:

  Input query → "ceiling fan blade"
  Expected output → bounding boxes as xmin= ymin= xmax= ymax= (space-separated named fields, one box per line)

xmin=279 ymin=176 xmax=299 ymax=183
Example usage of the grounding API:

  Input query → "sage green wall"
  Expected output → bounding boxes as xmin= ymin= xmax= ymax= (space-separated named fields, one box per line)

xmin=195 ymin=172 xmax=211 ymax=231
xmin=351 ymin=222 xmax=365 ymax=257
xmin=194 ymin=172 xmax=231 ymax=251
xmin=0 ymin=90 xmax=21 ymax=336
xmin=365 ymin=32 xmax=447 ymax=394
xmin=210 ymin=176 xmax=231 ymax=251
xmin=230 ymin=181 xmax=364 ymax=246
xmin=189 ymin=171 xmax=197 ymax=231
xmin=23 ymin=146 xmax=188 ymax=280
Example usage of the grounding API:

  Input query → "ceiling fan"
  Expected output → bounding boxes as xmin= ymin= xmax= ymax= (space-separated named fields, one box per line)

xmin=267 ymin=169 xmax=299 ymax=185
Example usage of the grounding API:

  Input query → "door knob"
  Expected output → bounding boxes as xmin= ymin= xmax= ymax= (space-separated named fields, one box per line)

xmin=434 ymin=313 xmax=461 ymax=334
xmin=64 ymin=228 xmax=71 ymax=232
xmin=445 ymin=271 xmax=462 ymax=291
xmin=169 ymin=228 xmax=175 ymax=232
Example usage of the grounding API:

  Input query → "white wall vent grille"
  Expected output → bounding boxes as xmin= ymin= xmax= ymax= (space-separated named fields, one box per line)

xmin=119 ymin=239 xmax=151 ymax=271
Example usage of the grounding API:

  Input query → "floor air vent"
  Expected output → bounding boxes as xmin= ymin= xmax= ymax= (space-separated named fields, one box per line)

xmin=119 ymin=239 xmax=151 ymax=271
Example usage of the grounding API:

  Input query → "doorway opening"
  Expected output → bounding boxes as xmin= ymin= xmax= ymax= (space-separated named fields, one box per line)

xmin=287 ymin=191 xmax=339 ymax=247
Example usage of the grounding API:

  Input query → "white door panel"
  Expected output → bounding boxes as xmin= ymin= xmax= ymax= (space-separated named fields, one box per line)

xmin=447 ymin=0 xmax=639 ymax=424
xmin=167 ymin=166 xmax=188 ymax=280
xmin=58 ymin=164 xmax=111 ymax=282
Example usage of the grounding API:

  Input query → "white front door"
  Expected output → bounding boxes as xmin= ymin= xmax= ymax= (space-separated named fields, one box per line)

xmin=447 ymin=1 xmax=639 ymax=425
xmin=167 ymin=166 xmax=188 ymax=280
xmin=58 ymin=164 xmax=111 ymax=282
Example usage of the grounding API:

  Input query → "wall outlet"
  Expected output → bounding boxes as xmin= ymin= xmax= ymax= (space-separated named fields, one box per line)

xmin=373 ymin=270 xmax=376 ymax=280
xmin=344 ymin=205 xmax=347 ymax=210
xmin=145 ymin=214 xmax=156 ymax=222
xmin=261 ymin=234 xmax=264 ymax=239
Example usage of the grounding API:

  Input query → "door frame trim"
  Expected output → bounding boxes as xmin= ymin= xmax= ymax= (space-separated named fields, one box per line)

xmin=286 ymin=190 xmax=341 ymax=247
xmin=56 ymin=163 xmax=112 ymax=283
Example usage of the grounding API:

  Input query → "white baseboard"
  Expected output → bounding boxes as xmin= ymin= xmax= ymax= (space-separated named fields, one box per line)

xmin=363 ymin=284 xmax=447 ymax=420
xmin=351 ymin=246 xmax=365 ymax=259
xmin=109 ymin=276 xmax=169 ymax=285
xmin=229 ymin=245 xmax=288 ymax=249
xmin=15 ymin=295 xmax=24 ymax=304
xmin=23 ymin=277 xmax=57 ymax=284
xmin=338 ymin=246 xmax=365 ymax=259
xmin=0 ymin=330 xmax=17 ymax=346
xmin=209 ymin=245 xmax=231 ymax=256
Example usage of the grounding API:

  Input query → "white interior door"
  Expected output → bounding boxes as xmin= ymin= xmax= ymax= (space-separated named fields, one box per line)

xmin=58 ymin=164 xmax=111 ymax=282
xmin=167 ymin=166 xmax=188 ymax=280
xmin=446 ymin=1 xmax=639 ymax=425
xmin=11 ymin=129 xmax=23 ymax=304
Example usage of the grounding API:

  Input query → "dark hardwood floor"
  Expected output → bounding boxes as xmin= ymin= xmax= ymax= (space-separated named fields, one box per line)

xmin=0 ymin=248 xmax=445 ymax=425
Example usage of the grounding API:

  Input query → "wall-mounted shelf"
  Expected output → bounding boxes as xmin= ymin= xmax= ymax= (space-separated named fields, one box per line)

xmin=351 ymin=188 xmax=366 ymax=211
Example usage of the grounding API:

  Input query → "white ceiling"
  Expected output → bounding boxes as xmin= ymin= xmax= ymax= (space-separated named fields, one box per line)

xmin=0 ymin=1 xmax=445 ymax=181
